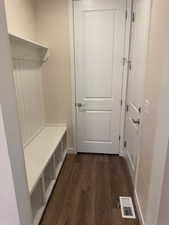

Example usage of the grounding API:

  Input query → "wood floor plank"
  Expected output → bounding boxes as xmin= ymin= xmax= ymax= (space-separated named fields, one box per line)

xmin=40 ymin=154 xmax=140 ymax=225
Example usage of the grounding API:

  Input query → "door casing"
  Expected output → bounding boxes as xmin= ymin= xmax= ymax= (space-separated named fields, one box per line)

xmin=68 ymin=0 xmax=134 ymax=154
xmin=124 ymin=0 xmax=153 ymax=184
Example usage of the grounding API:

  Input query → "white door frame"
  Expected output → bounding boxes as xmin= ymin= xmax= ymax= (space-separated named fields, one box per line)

xmin=119 ymin=0 xmax=133 ymax=156
xmin=68 ymin=0 xmax=132 ymax=154
xmin=68 ymin=0 xmax=77 ymax=153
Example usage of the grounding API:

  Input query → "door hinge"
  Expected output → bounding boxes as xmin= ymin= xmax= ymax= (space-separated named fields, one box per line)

xmin=138 ymin=107 xmax=142 ymax=113
xmin=119 ymin=135 xmax=121 ymax=142
xmin=123 ymin=57 xmax=126 ymax=66
xmin=120 ymin=99 xmax=123 ymax=106
xmin=132 ymin=12 xmax=135 ymax=22
xmin=126 ymin=104 xmax=129 ymax=112
xmin=124 ymin=140 xmax=127 ymax=148
xmin=125 ymin=10 xmax=128 ymax=20
xmin=128 ymin=60 xmax=132 ymax=71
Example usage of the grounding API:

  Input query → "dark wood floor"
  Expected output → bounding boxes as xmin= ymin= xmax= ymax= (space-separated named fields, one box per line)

xmin=40 ymin=154 xmax=139 ymax=225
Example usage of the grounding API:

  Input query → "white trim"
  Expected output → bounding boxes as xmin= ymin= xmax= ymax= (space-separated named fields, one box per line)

xmin=68 ymin=0 xmax=77 ymax=153
xmin=124 ymin=150 xmax=145 ymax=225
xmin=67 ymin=147 xmax=76 ymax=154
xmin=125 ymin=148 xmax=135 ymax=182
xmin=134 ymin=190 xmax=145 ymax=225
xmin=23 ymin=126 xmax=45 ymax=148
xmin=71 ymin=0 xmax=128 ymax=155
xmin=45 ymin=123 xmax=67 ymax=127
xmin=9 ymin=33 xmax=48 ymax=50
xmin=119 ymin=0 xmax=133 ymax=155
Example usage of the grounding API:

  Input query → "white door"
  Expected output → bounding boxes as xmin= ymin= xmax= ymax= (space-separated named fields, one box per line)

xmin=124 ymin=0 xmax=151 ymax=179
xmin=74 ymin=0 xmax=126 ymax=154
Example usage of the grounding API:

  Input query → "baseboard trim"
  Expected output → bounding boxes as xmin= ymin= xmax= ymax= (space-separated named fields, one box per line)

xmin=120 ymin=150 xmax=125 ymax=157
xmin=123 ymin=149 xmax=135 ymax=183
xmin=67 ymin=148 xmax=76 ymax=154
xmin=134 ymin=190 xmax=145 ymax=225
xmin=123 ymin=154 xmax=145 ymax=225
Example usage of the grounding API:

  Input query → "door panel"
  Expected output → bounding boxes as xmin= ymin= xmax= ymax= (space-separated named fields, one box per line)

xmin=124 ymin=0 xmax=151 ymax=179
xmin=84 ymin=11 xmax=115 ymax=98
xmin=84 ymin=111 xmax=112 ymax=141
xmin=74 ymin=0 xmax=125 ymax=154
xmin=81 ymin=0 xmax=124 ymax=11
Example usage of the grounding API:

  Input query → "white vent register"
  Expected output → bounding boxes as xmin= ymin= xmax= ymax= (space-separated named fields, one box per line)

xmin=119 ymin=196 xmax=136 ymax=219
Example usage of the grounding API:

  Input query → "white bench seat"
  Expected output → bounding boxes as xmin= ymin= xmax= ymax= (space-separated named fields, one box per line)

xmin=24 ymin=126 xmax=67 ymax=193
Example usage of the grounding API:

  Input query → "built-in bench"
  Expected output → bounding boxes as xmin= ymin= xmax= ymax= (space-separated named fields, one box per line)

xmin=24 ymin=126 xmax=67 ymax=225
xmin=9 ymin=34 xmax=67 ymax=225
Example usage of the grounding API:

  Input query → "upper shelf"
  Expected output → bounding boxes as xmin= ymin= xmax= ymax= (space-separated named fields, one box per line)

xmin=9 ymin=33 xmax=49 ymax=63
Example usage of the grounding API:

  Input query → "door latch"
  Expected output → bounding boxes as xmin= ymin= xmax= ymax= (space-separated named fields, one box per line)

xmin=75 ymin=103 xmax=85 ymax=112
xmin=126 ymin=104 xmax=129 ymax=112
xmin=132 ymin=118 xmax=140 ymax=125
xmin=128 ymin=60 xmax=132 ymax=71
xmin=75 ymin=103 xmax=84 ymax=108
xmin=124 ymin=141 xmax=127 ymax=148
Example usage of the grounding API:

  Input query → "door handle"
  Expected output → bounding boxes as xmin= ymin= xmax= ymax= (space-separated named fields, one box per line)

xmin=75 ymin=103 xmax=86 ymax=112
xmin=75 ymin=103 xmax=85 ymax=108
xmin=132 ymin=118 xmax=140 ymax=125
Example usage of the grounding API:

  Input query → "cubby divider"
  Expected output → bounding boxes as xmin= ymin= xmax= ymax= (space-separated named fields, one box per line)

xmin=31 ymin=179 xmax=45 ymax=225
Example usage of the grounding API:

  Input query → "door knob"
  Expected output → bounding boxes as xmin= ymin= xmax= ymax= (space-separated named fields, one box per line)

xmin=132 ymin=118 xmax=140 ymax=125
xmin=75 ymin=103 xmax=85 ymax=108
xmin=75 ymin=102 xmax=86 ymax=112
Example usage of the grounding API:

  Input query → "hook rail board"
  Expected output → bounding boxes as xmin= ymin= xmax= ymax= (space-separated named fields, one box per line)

xmin=9 ymin=33 xmax=49 ymax=62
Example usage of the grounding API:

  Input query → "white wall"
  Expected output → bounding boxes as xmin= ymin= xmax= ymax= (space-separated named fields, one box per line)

xmin=145 ymin=47 xmax=169 ymax=225
xmin=135 ymin=0 xmax=169 ymax=224
xmin=0 ymin=1 xmax=33 ymax=224
xmin=5 ymin=0 xmax=36 ymax=41
xmin=4 ymin=0 xmax=73 ymax=148
xmin=0 ymin=105 xmax=21 ymax=225
xmin=144 ymin=0 xmax=169 ymax=224
xmin=35 ymin=0 xmax=73 ymax=147
xmin=4 ymin=0 xmax=45 ymax=146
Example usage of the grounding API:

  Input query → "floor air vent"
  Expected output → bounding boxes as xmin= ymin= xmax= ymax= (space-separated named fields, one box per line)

xmin=119 ymin=197 xmax=136 ymax=219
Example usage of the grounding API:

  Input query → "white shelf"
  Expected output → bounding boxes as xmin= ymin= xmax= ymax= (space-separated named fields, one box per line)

xmin=24 ymin=126 xmax=67 ymax=193
xmin=9 ymin=33 xmax=48 ymax=50
xmin=9 ymin=33 xmax=49 ymax=62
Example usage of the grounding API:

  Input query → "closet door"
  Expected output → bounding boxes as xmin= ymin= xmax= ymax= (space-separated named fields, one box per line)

xmin=74 ymin=0 xmax=126 ymax=154
xmin=124 ymin=0 xmax=151 ymax=179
